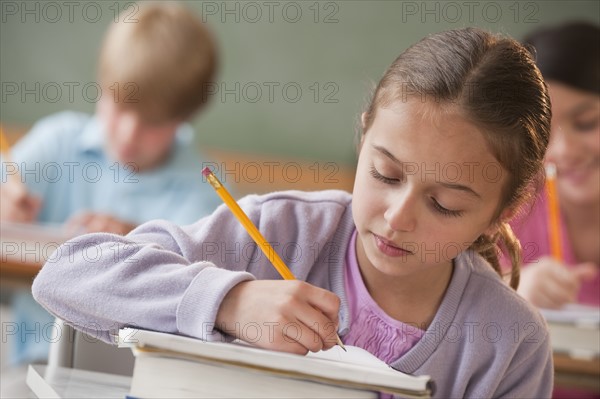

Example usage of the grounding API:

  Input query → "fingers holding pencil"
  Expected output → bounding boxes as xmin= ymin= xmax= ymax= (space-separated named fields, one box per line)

xmin=203 ymin=166 xmax=347 ymax=352
xmin=216 ymin=280 xmax=341 ymax=355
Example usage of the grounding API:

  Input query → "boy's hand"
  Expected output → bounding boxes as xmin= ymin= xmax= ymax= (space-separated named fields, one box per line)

xmin=518 ymin=256 xmax=598 ymax=309
xmin=65 ymin=212 xmax=136 ymax=235
xmin=216 ymin=280 xmax=341 ymax=355
xmin=0 ymin=183 xmax=41 ymax=222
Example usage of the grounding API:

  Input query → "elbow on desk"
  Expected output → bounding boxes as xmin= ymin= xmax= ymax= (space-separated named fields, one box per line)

xmin=31 ymin=259 xmax=62 ymax=319
xmin=31 ymin=237 xmax=90 ymax=321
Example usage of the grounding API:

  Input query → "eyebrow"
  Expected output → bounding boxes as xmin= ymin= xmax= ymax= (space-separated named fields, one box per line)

xmin=372 ymin=144 xmax=482 ymax=199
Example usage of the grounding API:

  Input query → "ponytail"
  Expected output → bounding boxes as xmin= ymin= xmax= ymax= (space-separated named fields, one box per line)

xmin=470 ymin=222 xmax=522 ymax=290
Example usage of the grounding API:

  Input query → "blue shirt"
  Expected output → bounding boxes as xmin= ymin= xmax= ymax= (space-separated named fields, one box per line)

xmin=3 ymin=111 xmax=221 ymax=226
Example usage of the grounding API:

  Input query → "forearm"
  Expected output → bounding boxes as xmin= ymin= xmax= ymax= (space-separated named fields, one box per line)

xmin=32 ymin=227 xmax=255 ymax=343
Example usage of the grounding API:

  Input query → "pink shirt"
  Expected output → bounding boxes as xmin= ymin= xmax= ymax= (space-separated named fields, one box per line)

xmin=342 ymin=230 xmax=424 ymax=364
xmin=512 ymin=191 xmax=599 ymax=306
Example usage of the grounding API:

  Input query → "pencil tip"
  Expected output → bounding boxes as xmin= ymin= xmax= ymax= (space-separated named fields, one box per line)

xmin=202 ymin=167 xmax=212 ymax=177
xmin=336 ymin=335 xmax=347 ymax=352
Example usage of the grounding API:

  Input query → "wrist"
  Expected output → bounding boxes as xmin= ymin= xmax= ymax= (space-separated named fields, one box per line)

xmin=215 ymin=280 xmax=248 ymax=331
xmin=177 ymin=267 xmax=255 ymax=341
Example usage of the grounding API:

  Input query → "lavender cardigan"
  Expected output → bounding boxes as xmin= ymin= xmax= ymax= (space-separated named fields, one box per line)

xmin=33 ymin=190 xmax=553 ymax=398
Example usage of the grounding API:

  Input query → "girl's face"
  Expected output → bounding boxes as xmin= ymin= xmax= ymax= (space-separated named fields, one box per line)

xmin=352 ymin=100 xmax=507 ymax=278
xmin=545 ymin=81 xmax=600 ymax=207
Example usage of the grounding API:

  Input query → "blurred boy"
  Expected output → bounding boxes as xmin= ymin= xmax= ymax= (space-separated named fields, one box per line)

xmin=1 ymin=2 xmax=220 ymax=233
xmin=0 ymin=2 xmax=221 ymax=365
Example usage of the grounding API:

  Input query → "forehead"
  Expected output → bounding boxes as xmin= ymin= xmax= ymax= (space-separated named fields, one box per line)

xmin=367 ymin=101 xmax=498 ymax=166
xmin=365 ymin=101 xmax=507 ymax=196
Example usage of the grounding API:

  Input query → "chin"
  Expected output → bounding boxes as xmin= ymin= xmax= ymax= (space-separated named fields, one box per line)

xmin=562 ymin=181 xmax=600 ymax=206
xmin=563 ymin=190 xmax=600 ymax=206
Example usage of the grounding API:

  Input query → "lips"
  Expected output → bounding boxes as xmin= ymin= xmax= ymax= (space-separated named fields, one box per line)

xmin=372 ymin=233 xmax=413 ymax=257
xmin=559 ymin=160 xmax=599 ymax=186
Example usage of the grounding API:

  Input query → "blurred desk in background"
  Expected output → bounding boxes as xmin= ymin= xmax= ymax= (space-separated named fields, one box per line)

xmin=554 ymin=353 xmax=600 ymax=393
xmin=542 ymin=304 xmax=600 ymax=394
xmin=0 ymin=222 xmax=70 ymax=284
xmin=1 ymin=122 xmax=356 ymax=197
xmin=203 ymin=148 xmax=355 ymax=196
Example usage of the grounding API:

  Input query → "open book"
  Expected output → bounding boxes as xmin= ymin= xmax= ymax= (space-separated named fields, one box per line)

xmin=119 ymin=328 xmax=433 ymax=398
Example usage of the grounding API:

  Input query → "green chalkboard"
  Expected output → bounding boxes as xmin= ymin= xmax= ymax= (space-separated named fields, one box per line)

xmin=1 ymin=1 xmax=598 ymax=165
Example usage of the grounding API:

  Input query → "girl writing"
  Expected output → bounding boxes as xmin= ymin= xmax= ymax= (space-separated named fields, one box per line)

xmin=33 ymin=28 xmax=553 ymax=397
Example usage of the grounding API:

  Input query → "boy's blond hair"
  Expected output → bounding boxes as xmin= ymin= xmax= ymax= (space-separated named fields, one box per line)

xmin=98 ymin=2 xmax=217 ymax=122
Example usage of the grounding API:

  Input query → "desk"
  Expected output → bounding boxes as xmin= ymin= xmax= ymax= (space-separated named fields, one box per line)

xmin=25 ymin=357 xmax=599 ymax=398
xmin=0 ymin=222 xmax=70 ymax=283
xmin=26 ymin=364 xmax=131 ymax=398
xmin=554 ymin=353 xmax=600 ymax=392
xmin=1 ymin=257 xmax=43 ymax=281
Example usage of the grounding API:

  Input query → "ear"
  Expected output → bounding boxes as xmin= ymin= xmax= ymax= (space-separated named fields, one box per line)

xmin=361 ymin=112 xmax=367 ymax=131
xmin=483 ymin=207 xmax=518 ymax=236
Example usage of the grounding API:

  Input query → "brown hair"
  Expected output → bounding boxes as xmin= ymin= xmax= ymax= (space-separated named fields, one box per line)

xmin=98 ymin=2 xmax=218 ymax=122
xmin=524 ymin=21 xmax=600 ymax=95
xmin=362 ymin=28 xmax=551 ymax=289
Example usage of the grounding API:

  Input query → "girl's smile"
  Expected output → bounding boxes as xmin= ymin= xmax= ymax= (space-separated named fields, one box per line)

xmin=546 ymin=81 xmax=600 ymax=205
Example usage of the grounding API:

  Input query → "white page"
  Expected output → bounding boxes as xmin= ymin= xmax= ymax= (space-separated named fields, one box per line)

xmin=307 ymin=345 xmax=390 ymax=369
xmin=541 ymin=303 xmax=600 ymax=326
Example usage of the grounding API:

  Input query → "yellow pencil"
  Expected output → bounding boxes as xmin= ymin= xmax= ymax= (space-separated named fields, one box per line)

xmin=0 ymin=128 xmax=12 ymax=158
xmin=545 ymin=163 xmax=563 ymax=261
xmin=202 ymin=166 xmax=346 ymax=351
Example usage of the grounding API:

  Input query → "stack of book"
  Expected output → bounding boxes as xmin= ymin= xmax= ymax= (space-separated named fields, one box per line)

xmin=118 ymin=328 xmax=434 ymax=398
xmin=541 ymin=303 xmax=600 ymax=359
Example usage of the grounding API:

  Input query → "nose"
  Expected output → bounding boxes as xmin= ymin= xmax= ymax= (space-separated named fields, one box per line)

xmin=384 ymin=189 xmax=417 ymax=232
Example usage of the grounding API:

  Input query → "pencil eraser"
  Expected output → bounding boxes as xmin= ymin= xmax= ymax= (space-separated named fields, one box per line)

xmin=202 ymin=167 xmax=212 ymax=177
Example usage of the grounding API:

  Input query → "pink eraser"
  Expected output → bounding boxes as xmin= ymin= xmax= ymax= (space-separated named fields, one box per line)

xmin=202 ymin=167 xmax=212 ymax=177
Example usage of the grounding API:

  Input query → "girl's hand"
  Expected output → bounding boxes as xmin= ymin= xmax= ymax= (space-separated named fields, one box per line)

xmin=216 ymin=280 xmax=341 ymax=355
xmin=518 ymin=256 xmax=598 ymax=309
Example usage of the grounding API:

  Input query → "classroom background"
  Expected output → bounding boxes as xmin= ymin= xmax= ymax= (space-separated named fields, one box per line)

xmin=1 ymin=1 xmax=598 ymax=176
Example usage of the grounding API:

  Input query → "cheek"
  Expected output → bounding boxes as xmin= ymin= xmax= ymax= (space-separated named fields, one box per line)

xmin=352 ymin=171 xmax=369 ymax=219
xmin=352 ymin=168 xmax=382 ymax=225
xmin=424 ymin=211 xmax=489 ymax=250
xmin=586 ymin=130 xmax=600 ymax=156
xmin=425 ymin=227 xmax=476 ymax=262
xmin=140 ymin=131 xmax=171 ymax=153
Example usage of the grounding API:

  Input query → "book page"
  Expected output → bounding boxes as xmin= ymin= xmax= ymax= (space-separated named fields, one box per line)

xmin=541 ymin=304 xmax=600 ymax=326
xmin=307 ymin=345 xmax=390 ymax=369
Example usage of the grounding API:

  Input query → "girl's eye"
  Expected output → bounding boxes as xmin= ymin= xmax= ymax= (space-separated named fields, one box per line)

xmin=369 ymin=165 xmax=399 ymax=184
xmin=573 ymin=118 xmax=599 ymax=132
xmin=431 ymin=197 xmax=463 ymax=218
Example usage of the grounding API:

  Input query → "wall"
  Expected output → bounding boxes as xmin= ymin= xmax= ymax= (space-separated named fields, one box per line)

xmin=1 ymin=1 xmax=598 ymax=166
